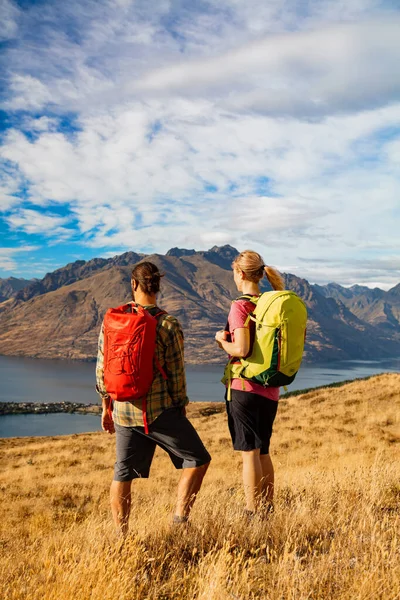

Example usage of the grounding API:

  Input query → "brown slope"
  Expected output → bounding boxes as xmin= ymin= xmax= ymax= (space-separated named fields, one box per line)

xmin=14 ymin=251 xmax=144 ymax=302
xmin=0 ymin=246 xmax=400 ymax=363
xmin=315 ymin=282 xmax=400 ymax=332
xmin=287 ymin=275 xmax=400 ymax=361
xmin=0 ymin=267 xmax=131 ymax=360
xmin=0 ymin=255 xmax=236 ymax=362
xmin=149 ymin=252 xmax=238 ymax=362
xmin=0 ymin=277 xmax=33 ymax=302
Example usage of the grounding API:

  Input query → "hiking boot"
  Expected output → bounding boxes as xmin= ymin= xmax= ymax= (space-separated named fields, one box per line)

xmin=172 ymin=514 xmax=189 ymax=525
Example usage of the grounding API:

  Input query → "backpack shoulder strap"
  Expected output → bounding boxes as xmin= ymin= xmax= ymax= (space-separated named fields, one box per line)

xmin=235 ymin=294 xmax=260 ymax=304
xmin=118 ymin=302 xmax=135 ymax=312
xmin=226 ymin=295 xmax=259 ymax=332
xmin=147 ymin=307 xmax=168 ymax=381
xmin=147 ymin=306 xmax=167 ymax=319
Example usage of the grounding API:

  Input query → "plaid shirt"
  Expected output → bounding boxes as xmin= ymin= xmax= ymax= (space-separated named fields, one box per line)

xmin=96 ymin=303 xmax=189 ymax=427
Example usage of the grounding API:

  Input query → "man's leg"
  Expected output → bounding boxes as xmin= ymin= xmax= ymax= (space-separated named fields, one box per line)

xmin=260 ymin=453 xmax=274 ymax=504
xmin=242 ymin=448 xmax=263 ymax=512
xmin=110 ymin=480 xmax=132 ymax=537
xmin=146 ymin=408 xmax=211 ymax=522
xmin=112 ymin=423 xmax=156 ymax=536
xmin=174 ymin=462 xmax=210 ymax=520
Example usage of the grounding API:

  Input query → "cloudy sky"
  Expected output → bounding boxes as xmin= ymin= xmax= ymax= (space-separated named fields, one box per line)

xmin=0 ymin=0 xmax=399 ymax=289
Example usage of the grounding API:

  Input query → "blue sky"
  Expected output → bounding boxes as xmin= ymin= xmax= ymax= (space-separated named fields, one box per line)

xmin=0 ymin=0 xmax=400 ymax=288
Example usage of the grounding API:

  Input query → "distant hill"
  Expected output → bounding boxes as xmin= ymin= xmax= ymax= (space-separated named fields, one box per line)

xmin=314 ymin=282 xmax=400 ymax=332
xmin=14 ymin=251 xmax=144 ymax=302
xmin=0 ymin=246 xmax=399 ymax=363
xmin=0 ymin=277 xmax=34 ymax=303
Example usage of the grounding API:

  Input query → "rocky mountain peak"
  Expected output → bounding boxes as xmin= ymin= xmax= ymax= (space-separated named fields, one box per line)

xmin=0 ymin=277 xmax=33 ymax=303
xmin=208 ymin=245 xmax=238 ymax=260
xmin=388 ymin=283 xmax=400 ymax=297
xmin=166 ymin=248 xmax=196 ymax=258
xmin=1 ymin=249 xmax=400 ymax=364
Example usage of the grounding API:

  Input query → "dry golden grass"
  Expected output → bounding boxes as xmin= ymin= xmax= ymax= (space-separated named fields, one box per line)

xmin=1 ymin=373 xmax=400 ymax=600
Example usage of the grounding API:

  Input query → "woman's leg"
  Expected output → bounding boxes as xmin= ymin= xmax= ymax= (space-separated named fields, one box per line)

xmin=241 ymin=448 xmax=263 ymax=512
xmin=260 ymin=453 xmax=274 ymax=504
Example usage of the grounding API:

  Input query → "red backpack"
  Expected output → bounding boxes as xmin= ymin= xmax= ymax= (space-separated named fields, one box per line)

xmin=103 ymin=303 xmax=166 ymax=432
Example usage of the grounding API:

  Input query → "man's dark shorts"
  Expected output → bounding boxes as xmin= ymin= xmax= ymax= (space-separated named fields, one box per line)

xmin=225 ymin=389 xmax=278 ymax=454
xmin=114 ymin=407 xmax=211 ymax=481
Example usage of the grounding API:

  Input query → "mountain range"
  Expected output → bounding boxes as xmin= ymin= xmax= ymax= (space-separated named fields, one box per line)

xmin=0 ymin=277 xmax=34 ymax=303
xmin=0 ymin=245 xmax=399 ymax=364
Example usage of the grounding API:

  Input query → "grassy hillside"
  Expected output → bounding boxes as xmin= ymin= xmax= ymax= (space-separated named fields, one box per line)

xmin=1 ymin=373 xmax=400 ymax=600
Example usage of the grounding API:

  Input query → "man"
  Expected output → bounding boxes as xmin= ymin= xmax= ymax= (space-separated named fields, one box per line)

xmin=96 ymin=261 xmax=211 ymax=536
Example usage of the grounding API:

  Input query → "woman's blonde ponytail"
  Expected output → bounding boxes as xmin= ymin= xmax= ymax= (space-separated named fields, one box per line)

xmin=233 ymin=250 xmax=284 ymax=290
xmin=264 ymin=265 xmax=284 ymax=291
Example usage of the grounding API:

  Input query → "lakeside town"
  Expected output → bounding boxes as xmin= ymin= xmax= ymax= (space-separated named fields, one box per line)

xmin=0 ymin=402 xmax=101 ymax=416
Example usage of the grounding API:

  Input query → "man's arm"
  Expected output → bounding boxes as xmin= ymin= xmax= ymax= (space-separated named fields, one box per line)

xmin=96 ymin=322 xmax=115 ymax=434
xmin=101 ymin=395 xmax=114 ymax=434
xmin=164 ymin=319 xmax=189 ymax=409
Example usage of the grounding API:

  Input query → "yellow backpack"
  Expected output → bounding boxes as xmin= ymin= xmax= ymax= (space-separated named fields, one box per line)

xmin=222 ymin=291 xmax=307 ymax=399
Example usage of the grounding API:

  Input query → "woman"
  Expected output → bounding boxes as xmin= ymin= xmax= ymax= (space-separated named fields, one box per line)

xmin=215 ymin=250 xmax=284 ymax=516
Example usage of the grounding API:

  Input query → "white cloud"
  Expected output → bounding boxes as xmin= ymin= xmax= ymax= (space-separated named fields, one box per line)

xmin=0 ymin=160 xmax=24 ymax=211
xmin=385 ymin=139 xmax=400 ymax=166
xmin=134 ymin=18 xmax=400 ymax=118
xmin=294 ymin=255 xmax=400 ymax=289
xmin=5 ymin=75 xmax=53 ymax=111
xmin=228 ymin=196 xmax=329 ymax=233
xmin=0 ymin=246 xmax=39 ymax=271
xmin=2 ymin=3 xmax=399 ymax=116
xmin=1 ymin=101 xmax=399 ymax=269
xmin=0 ymin=0 xmax=399 ymax=287
xmin=0 ymin=0 xmax=20 ymax=41
xmin=22 ymin=116 xmax=60 ymax=133
xmin=6 ymin=209 xmax=71 ymax=238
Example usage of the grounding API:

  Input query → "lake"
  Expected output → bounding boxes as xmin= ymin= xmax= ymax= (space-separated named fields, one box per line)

xmin=0 ymin=355 xmax=399 ymax=438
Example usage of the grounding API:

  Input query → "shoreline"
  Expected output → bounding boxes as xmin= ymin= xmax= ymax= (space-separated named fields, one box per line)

xmin=0 ymin=353 xmax=226 ymax=365
xmin=1 ymin=353 xmax=399 ymax=370
xmin=0 ymin=402 xmax=102 ymax=416
xmin=0 ymin=373 xmax=393 ymax=416
xmin=2 ymin=352 xmax=388 ymax=366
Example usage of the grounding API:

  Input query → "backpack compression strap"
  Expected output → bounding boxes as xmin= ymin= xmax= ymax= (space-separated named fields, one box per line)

xmin=104 ymin=305 xmax=169 ymax=430
xmin=106 ymin=303 xmax=135 ymax=420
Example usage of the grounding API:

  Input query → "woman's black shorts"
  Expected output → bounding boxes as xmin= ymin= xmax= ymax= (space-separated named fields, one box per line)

xmin=225 ymin=389 xmax=278 ymax=454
